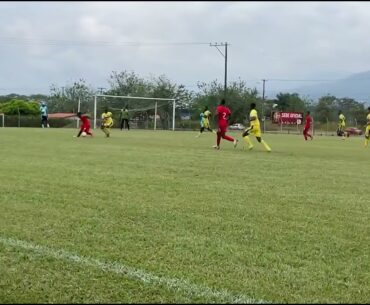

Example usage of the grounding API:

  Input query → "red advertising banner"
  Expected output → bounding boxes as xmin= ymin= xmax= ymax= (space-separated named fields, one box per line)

xmin=272 ymin=112 xmax=304 ymax=125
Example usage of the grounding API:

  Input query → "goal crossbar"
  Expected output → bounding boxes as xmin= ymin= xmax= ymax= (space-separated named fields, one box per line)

xmin=95 ymin=94 xmax=175 ymax=101
xmin=93 ymin=95 xmax=176 ymax=130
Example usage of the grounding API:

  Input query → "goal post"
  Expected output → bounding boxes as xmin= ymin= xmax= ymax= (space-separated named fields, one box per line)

xmin=93 ymin=94 xmax=176 ymax=130
xmin=0 ymin=113 xmax=4 ymax=127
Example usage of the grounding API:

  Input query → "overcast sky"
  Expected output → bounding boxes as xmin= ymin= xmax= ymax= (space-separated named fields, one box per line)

xmin=1 ymin=1 xmax=370 ymax=97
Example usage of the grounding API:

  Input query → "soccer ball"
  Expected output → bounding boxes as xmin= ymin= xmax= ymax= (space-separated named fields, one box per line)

xmin=81 ymin=131 xmax=87 ymax=137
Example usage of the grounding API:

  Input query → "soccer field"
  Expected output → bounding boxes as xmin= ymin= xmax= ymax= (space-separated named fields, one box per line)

xmin=0 ymin=128 xmax=369 ymax=303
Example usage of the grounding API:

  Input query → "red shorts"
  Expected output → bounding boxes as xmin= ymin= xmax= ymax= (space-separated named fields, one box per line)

xmin=81 ymin=124 xmax=90 ymax=133
xmin=218 ymin=122 xmax=228 ymax=135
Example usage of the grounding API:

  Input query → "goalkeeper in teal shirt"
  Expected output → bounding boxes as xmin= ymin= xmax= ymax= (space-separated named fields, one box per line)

xmin=120 ymin=107 xmax=130 ymax=131
xmin=40 ymin=101 xmax=50 ymax=128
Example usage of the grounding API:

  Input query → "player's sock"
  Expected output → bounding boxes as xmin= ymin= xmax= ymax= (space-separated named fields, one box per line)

xmin=217 ymin=133 xmax=221 ymax=146
xmin=243 ymin=136 xmax=253 ymax=149
xmin=261 ymin=139 xmax=271 ymax=152
xmin=233 ymin=139 xmax=238 ymax=148
xmin=365 ymin=138 xmax=369 ymax=147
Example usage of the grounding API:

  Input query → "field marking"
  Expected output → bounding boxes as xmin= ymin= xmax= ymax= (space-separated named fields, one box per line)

xmin=0 ymin=236 xmax=268 ymax=304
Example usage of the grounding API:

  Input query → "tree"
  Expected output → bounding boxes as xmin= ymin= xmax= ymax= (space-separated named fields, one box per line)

xmin=336 ymin=97 xmax=367 ymax=126
xmin=312 ymin=95 xmax=367 ymax=126
xmin=0 ymin=94 xmax=48 ymax=104
xmin=149 ymin=75 xmax=192 ymax=129
xmin=274 ymin=93 xmax=306 ymax=112
xmin=313 ymin=95 xmax=337 ymax=123
xmin=49 ymin=79 xmax=95 ymax=113
xmin=0 ymin=99 xmax=39 ymax=115
xmin=106 ymin=71 xmax=193 ymax=129
xmin=192 ymin=78 xmax=261 ymax=125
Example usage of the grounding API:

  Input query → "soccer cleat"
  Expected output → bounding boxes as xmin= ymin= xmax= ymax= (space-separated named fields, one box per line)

xmin=248 ymin=145 xmax=254 ymax=150
xmin=233 ymin=139 xmax=239 ymax=148
xmin=212 ymin=145 xmax=220 ymax=150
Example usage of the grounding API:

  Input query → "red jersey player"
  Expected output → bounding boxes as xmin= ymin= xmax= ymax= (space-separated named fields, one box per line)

xmin=213 ymin=98 xmax=238 ymax=150
xmin=303 ymin=111 xmax=313 ymax=140
xmin=76 ymin=112 xmax=93 ymax=137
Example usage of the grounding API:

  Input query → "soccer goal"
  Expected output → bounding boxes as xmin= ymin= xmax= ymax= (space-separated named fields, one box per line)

xmin=93 ymin=95 xmax=176 ymax=130
xmin=0 ymin=113 xmax=4 ymax=127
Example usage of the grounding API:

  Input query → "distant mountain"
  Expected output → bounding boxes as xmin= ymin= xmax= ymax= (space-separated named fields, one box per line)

xmin=291 ymin=71 xmax=370 ymax=103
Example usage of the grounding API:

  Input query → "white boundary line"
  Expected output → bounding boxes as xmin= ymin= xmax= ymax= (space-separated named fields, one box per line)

xmin=0 ymin=236 xmax=268 ymax=304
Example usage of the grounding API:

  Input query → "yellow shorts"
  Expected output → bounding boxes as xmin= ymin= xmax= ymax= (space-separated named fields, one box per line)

xmin=366 ymin=125 xmax=370 ymax=137
xmin=249 ymin=125 xmax=261 ymax=137
xmin=102 ymin=120 xmax=113 ymax=128
xmin=203 ymin=119 xmax=210 ymax=129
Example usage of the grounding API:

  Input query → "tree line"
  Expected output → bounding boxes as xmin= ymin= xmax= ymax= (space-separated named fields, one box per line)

xmin=0 ymin=70 xmax=368 ymax=127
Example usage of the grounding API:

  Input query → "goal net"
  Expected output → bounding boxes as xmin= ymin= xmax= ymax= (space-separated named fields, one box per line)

xmin=92 ymin=95 xmax=176 ymax=130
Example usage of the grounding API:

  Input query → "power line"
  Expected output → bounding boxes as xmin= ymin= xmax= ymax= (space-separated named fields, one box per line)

xmin=266 ymin=78 xmax=370 ymax=82
xmin=0 ymin=37 xmax=210 ymax=47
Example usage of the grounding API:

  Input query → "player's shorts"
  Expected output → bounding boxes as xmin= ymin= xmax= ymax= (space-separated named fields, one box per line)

xmin=203 ymin=119 xmax=210 ymax=129
xmin=217 ymin=122 xmax=228 ymax=135
xmin=81 ymin=124 xmax=90 ymax=132
xmin=102 ymin=121 xmax=113 ymax=128
xmin=244 ymin=125 xmax=261 ymax=137
xmin=365 ymin=125 xmax=370 ymax=138
xmin=200 ymin=120 xmax=205 ymax=128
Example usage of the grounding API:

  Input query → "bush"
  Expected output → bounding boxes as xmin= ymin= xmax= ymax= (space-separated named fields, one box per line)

xmin=0 ymin=99 xmax=39 ymax=115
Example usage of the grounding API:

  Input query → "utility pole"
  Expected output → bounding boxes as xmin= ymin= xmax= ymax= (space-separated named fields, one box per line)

xmin=97 ymin=87 xmax=105 ymax=95
xmin=210 ymin=42 xmax=228 ymax=97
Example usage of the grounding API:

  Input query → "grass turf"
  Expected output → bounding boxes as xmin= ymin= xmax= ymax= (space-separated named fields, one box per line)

xmin=0 ymin=128 xmax=369 ymax=303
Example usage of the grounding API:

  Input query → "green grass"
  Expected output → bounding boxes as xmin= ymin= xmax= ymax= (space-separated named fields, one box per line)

xmin=0 ymin=128 xmax=369 ymax=303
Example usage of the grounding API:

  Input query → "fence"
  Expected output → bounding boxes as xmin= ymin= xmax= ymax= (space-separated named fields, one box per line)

xmin=2 ymin=116 xmax=364 ymax=136
xmin=2 ymin=115 xmax=75 ymax=128
xmin=263 ymin=118 xmax=364 ymax=136
xmin=1 ymin=115 xmax=201 ymax=131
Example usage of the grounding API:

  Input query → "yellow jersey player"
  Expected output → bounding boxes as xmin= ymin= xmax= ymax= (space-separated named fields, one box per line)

xmin=365 ymin=107 xmax=370 ymax=147
xmin=196 ymin=106 xmax=215 ymax=137
xmin=242 ymin=102 xmax=271 ymax=152
xmin=337 ymin=110 xmax=346 ymax=139
xmin=101 ymin=107 xmax=114 ymax=137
